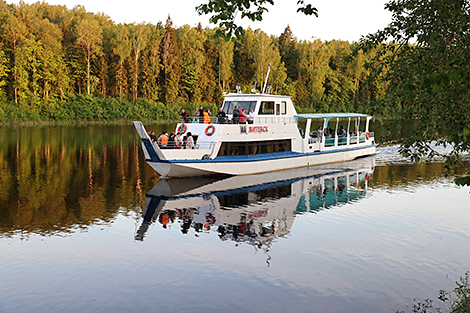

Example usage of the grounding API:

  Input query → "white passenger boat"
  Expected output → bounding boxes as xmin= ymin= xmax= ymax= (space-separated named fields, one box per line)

xmin=134 ymin=93 xmax=376 ymax=178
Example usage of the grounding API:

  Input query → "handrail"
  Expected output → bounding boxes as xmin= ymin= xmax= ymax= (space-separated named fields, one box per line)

xmin=177 ymin=116 xmax=297 ymax=125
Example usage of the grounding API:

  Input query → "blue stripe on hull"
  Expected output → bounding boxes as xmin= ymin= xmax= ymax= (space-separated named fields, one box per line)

xmin=145 ymin=144 xmax=377 ymax=164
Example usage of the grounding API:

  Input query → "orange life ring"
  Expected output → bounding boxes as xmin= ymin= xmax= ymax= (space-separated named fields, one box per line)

xmin=365 ymin=173 xmax=370 ymax=181
xmin=205 ymin=125 xmax=215 ymax=136
xmin=366 ymin=132 xmax=370 ymax=140
xmin=178 ymin=123 xmax=187 ymax=133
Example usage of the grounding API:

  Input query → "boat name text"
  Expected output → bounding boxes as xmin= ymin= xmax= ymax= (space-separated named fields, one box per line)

xmin=249 ymin=126 xmax=269 ymax=133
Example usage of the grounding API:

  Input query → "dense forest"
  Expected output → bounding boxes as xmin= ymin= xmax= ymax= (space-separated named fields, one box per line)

xmin=0 ymin=1 xmax=395 ymax=123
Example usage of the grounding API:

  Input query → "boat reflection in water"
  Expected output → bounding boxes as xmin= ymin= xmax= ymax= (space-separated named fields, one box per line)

xmin=135 ymin=156 xmax=375 ymax=247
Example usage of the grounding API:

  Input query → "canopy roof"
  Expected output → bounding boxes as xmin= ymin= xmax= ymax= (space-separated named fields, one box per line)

xmin=295 ymin=113 xmax=369 ymax=119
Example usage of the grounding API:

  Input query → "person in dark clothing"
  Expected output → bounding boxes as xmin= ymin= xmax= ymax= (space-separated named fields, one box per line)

xmin=150 ymin=131 xmax=158 ymax=142
xmin=168 ymin=132 xmax=176 ymax=149
xmin=198 ymin=105 xmax=204 ymax=123
xmin=216 ymin=108 xmax=226 ymax=124
xmin=180 ymin=109 xmax=190 ymax=123
xmin=232 ymin=105 xmax=240 ymax=124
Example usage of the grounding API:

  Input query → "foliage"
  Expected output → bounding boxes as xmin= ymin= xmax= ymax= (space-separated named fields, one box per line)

xmin=196 ymin=0 xmax=317 ymax=40
xmin=0 ymin=1 xmax=395 ymax=125
xmin=397 ymin=272 xmax=470 ymax=313
xmin=356 ymin=0 xmax=470 ymax=179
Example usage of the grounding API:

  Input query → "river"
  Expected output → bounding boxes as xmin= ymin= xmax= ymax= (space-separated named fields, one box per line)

xmin=0 ymin=123 xmax=469 ymax=313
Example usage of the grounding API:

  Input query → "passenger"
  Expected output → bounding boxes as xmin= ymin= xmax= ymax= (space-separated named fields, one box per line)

xmin=157 ymin=132 xmax=168 ymax=148
xmin=182 ymin=134 xmax=187 ymax=149
xmin=203 ymin=109 xmax=210 ymax=124
xmin=239 ymin=108 xmax=247 ymax=124
xmin=193 ymin=108 xmax=199 ymax=120
xmin=180 ymin=109 xmax=190 ymax=123
xmin=150 ymin=131 xmax=158 ymax=142
xmin=175 ymin=132 xmax=183 ymax=149
xmin=186 ymin=132 xmax=195 ymax=149
xmin=168 ymin=131 xmax=176 ymax=149
xmin=198 ymin=105 xmax=204 ymax=123
xmin=338 ymin=125 xmax=347 ymax=137
xmin=232 ymin=105 xmax=240 ymax=124
xmin=247 ymin=109 xmax=254 ymax=124
xmin=324 ymin=128 xmax=330 ymax=138
xmin=216 ymin=108 xmax=226 ymax=124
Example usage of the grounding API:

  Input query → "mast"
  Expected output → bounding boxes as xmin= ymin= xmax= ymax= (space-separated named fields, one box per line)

xmin=262 ymin=63 xmax=271 ymax=94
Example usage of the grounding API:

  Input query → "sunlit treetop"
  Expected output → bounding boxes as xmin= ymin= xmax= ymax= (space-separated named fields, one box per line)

xmin=196 ymin=0 xmax=318 ymax=40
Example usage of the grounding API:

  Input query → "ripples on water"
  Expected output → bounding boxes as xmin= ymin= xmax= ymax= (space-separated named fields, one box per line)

xmin=0 ymin=126 xmax=469 ymax=313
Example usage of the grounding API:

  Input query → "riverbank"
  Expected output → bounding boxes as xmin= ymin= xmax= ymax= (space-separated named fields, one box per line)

xmin=0 ymin=94 xmax=220 ymax=127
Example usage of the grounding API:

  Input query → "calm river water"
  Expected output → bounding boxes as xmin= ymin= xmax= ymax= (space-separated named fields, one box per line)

xmin=1 ymin=124 xmax=469 ymax=313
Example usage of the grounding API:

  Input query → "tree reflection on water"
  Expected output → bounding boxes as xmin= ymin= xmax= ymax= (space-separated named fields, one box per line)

xmin=0 ymin=124 xmax=468 ymax=241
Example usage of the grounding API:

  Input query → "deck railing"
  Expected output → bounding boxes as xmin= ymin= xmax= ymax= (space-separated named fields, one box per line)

xmin=178 ymin=116 xmax=297 ymax=125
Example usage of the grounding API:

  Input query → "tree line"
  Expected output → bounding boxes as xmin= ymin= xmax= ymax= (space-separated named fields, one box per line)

xmin=0 ymin=1 xmax=394 ymax=123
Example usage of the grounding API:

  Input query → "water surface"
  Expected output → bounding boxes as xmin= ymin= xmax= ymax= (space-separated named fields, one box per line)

xmin=0 ymin=124 xmax=469 ymax=313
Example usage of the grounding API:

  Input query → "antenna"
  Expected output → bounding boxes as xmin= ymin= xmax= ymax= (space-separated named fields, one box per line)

xmin=262 ymin=62 xmax=272 ymax=94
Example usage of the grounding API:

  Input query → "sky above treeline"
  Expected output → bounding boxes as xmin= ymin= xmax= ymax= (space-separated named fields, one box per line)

xmin=8 ymin=0 xmax=392 ymax=42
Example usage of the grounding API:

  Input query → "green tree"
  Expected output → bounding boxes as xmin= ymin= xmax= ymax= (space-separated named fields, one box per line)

xmin=358 ymin=0 xmax=470 ymax=176
xmin=196 ymin=0 xmax=317 ymax=39
xmin=214 ymin=28 xmax=234 ymax=91
xmin=139 ymin=23 xmax=164 ymax=101
xmin=161 ymin=16 xmax=182 ymax=103
xmin=112 ymin=24 xmax=131 ymax=101
xmin=76 ymin=15 xmax=102 ymax=95
xmin=278 ymin=25 xmax=299 ymax=81
xmin=4 ymin=14 xmax=28 ymax=103
xmin=129 ymin=22 xmax=148 ymax=102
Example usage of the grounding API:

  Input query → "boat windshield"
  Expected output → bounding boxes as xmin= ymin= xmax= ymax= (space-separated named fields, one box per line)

xmin=222 ymin=101 xmax=257 ymax=115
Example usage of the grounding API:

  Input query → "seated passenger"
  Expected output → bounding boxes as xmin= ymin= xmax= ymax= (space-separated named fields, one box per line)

xmin=157 ymin=132 xmax=168 ymax=148
xmin=338 ymin=125 xmax=347 ymax=137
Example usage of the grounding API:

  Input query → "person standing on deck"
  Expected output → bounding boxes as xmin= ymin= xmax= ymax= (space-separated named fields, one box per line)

xmin=198 ymin=105 xmax=204 ymax=123
xmin=216 ymin=108 xmax=226 ymax=124
xmin=186 ymin=132 xmax=195 ymax=149
xmin=239 ymin=109 xmax=247 ymax=124
xmin=203 ymin=109 xmax=210 ymax=124
xmin=232 ymin=105 xmax=240 ymax=124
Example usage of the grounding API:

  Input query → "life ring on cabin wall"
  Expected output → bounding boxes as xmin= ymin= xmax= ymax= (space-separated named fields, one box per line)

xmin=365 ymin=173 xmax=370 ymax=181
xmin=205 ymin=125 xmax=215 ymax=136
xmin=366 ymin=132 xmax=370 ymax=140
xmin=178 ymin=123 xmax=187 ymax=133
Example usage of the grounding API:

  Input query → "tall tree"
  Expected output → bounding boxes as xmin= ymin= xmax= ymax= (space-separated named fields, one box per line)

xmin=161 ymin=16 xmax=182 ymax=103
xmin=278 ymin=25 xmax=299 ymax=81
xmin=4 ymin=14 xmax=28 ymax=103
xmin=112 ymin=24 xmax=131 ymax=101
xmin=129 ymin=22 xmax=148 ymax=102
xmin=76 ymin=15 xmax=102 ymax=95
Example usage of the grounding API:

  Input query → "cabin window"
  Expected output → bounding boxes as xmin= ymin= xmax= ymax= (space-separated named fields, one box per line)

xmin=275 ymin=103 xmax=280 ymax=115
xmin=218 ymin=140 xmax=292 ymax=156
xmin=222 ymin=101 xmax=257 ymax=115
xmin=258 ymin=101 xmax=274 ymax=115
xmin=281 ymin=101 xmax=287 ymax=115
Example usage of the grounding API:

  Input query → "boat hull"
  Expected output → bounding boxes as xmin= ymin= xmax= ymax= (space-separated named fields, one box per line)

xmin=146 ymin=145 xmax=376 ymax=177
